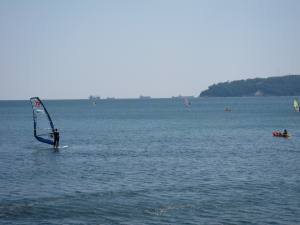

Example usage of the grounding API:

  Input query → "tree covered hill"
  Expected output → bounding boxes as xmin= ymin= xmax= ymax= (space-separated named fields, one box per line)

xmin=200 ymin=75 xmax=300 ymax=97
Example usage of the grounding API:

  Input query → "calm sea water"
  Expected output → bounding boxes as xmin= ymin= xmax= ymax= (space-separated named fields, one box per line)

xmin=0 ymin=97 xmax=299 ymax=225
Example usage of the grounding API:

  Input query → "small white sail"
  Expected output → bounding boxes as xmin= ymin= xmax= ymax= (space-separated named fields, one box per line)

xmin=184 ymin=97 xmax=191 ymax=107
xmin=294 ymin=99 xmax=299 ymax=112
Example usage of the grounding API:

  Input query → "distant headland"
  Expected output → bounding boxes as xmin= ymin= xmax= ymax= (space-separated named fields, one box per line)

xmin=200 ymin=75 xmax=300 ymax=97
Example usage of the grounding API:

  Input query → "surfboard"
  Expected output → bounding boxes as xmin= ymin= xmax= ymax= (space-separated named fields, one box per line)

xmin=57 ymin=145 xmax=69 ymax=149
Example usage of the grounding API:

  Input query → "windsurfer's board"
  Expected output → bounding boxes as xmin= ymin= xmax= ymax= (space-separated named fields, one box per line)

xmin=56 ymin=145 xmax=69 ymax=149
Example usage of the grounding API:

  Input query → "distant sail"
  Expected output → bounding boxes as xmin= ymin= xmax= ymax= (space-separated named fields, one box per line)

xmin=294 ymin=99 xmax=299 ymax=112
xmin=184 ymin=97 xmax=191 ymax=107
xmin=30 ymin=97 xmax=55 ymax=145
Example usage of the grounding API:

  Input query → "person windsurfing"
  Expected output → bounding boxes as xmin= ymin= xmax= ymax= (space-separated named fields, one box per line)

xmin=53 ymin=128 xmax=60 ymax=149
xmin=282 ymin=129 xmax=288 ymax=137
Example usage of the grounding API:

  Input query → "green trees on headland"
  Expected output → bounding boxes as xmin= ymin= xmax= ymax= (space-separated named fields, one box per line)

xmin=200 ymin=75 xmax=300 ymax=97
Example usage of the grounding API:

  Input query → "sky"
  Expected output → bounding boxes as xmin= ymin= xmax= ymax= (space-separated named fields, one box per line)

xmin=1 ymin=0 xmax=300 ymax=100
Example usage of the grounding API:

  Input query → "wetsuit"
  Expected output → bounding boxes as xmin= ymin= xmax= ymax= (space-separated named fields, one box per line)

xmin=53 ymin=130 xmax=60 ymax=148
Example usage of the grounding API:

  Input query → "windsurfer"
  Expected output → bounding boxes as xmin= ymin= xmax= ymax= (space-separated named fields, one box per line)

xmin=53 ymin=128 xmax=60 ymax=149
xmin=282 ymin=129 xmax=288 ymax=137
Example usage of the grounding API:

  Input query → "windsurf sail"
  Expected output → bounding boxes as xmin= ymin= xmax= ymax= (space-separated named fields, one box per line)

xmin=30 ymin=97 xmax=55 ymax=145
xmin=294 ymin=99 xmax=299 ymax=112
xmin=184 ymin=97 xmax=191 ymax=107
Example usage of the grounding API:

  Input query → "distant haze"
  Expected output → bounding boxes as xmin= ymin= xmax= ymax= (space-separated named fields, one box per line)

xmin=1 ymin=0 xmax=300 ymax=100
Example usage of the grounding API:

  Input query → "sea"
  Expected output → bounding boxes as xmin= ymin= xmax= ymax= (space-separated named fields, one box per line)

xmin=0 ymin=97 xmax=299 ymax=225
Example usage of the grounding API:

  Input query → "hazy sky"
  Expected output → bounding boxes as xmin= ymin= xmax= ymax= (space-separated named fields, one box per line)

xmin=1 ymin=0 xmax=300 ymax=100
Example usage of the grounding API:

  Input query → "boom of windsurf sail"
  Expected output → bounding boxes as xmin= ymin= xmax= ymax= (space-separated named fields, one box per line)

xmin=294 ymin=99 xmax=299 ymax=112
xmin=30 ymin=97 xmax=55 ymax=145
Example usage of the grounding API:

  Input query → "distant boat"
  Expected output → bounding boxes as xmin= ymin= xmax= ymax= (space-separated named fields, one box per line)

xmin=294 ymin=99 xmax=299 ymax=112
xmin=89 ymin=95 xmax=100 ymax=105
xmin=89 ymin=95 xmax=100 ymax=100
xmin=184 ymin=97 xmax=191 ymax=107
xmin=139 ymin=95 xmax=151 ymax=99
xmin=224 ymin=107 xmax=232 ymax=112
